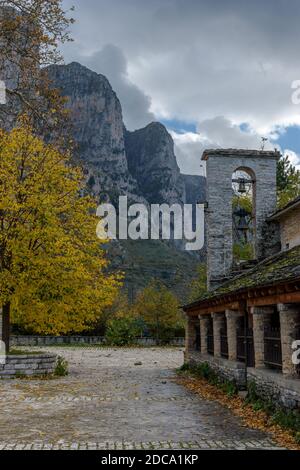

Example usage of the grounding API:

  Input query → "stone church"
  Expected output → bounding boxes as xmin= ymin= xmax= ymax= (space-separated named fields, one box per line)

xmin=183 ymin=149 xmax=300 ymax=409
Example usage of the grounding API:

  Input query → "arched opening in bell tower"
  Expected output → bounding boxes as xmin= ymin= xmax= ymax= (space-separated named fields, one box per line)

xmin=232 ymin=167 xmax=256 ymax=266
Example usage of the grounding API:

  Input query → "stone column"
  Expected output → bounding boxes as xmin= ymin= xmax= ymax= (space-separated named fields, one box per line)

xmin=212 ymin=313 xmax=224 ymax=358
xmin=225 ymin=310 xmax=242 ymax=361
xmin=252 ymin=306 xmax=273 ymax=368
xmin=185 ymin=315 xmax=199 ymax=362
xmin=199 ymin=315 xmax=209 ymax=354
xmin=0 ymin=308 xmax=2 ymax=342
xmin=278 ymin=304 xmax=300 ymax=376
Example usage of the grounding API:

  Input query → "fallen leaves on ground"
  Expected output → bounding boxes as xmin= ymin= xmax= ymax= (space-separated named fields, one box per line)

xmin=176 ymin=373 xmax=300 ymax=450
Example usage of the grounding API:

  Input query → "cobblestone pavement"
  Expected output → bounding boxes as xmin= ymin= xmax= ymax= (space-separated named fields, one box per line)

xmin=0 ymin=347 xmax=281 ymax=450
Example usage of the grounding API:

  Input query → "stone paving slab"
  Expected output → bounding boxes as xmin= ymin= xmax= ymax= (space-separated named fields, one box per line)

xmin=0 ymin=347 xmax=281 ymax=449
xmin=0 ymin=439 xmax=283 ymax=450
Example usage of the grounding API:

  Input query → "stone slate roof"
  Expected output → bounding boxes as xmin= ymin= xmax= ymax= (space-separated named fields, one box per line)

xmin=268 ymin=195 xmax=300 ymax=220
xmin=184 ymin=245 xmax=300 ymax=310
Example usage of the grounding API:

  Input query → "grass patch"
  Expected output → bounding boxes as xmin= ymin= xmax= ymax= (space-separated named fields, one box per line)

xmin=8 ymin=349 xmax=45 ymax=355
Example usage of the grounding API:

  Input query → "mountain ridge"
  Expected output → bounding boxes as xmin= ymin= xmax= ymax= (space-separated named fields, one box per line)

xmin=46 ymin=61 xmax=206 ymax=300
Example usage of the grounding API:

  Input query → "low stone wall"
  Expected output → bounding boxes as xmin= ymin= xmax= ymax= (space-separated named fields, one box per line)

xmin=188 ymin=352 xmax=246 ymax=387
xmin=187 ymin=351 xmax=300 ymax=410
xmin=0 ymin=354 xmax=56 ymax=378
xmin=248 ymin=367 xmax=300 ymax=410
xmin=11 ymin=335 xmax=105 ymax=346
xmin=11 ymin=336 xmax=185 ymax=347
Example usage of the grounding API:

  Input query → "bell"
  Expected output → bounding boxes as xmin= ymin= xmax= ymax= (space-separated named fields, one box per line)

xmin=238 ymin=178 xmax=247 ymax=194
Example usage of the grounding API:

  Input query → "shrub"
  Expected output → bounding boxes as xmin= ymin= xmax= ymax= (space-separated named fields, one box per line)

xmin=246 ymin=380 xmax=300 ymax=439
xmin=105 ymin=317 xmax=140 ymax=346
xmin=271 ymin=409 xmax=300 ymax=432
xmin=246 ymin=380 xmax=259 ymax=403
xmin=54 ymin=356 xmax=69 ymax=376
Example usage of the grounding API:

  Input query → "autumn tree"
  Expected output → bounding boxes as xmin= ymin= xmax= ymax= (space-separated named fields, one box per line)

xmin=132 ymin=280 xmax=183 ymax=343
xmin=277 ymin=154 xmax=300 ymax=208
xmin=188 ymin=264 xmax=207 ymax=302
xmin=0 ymin=0 xmax=74 ymax=134
xmin=0 ymin=124 xmax=121 ymax=351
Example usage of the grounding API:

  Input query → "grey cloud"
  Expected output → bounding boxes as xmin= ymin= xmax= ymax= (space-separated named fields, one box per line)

xmin=82 ymin=44 xmax=155 ymax=130
xmin=61 ymin=0 xmax=300 ymax=173
xmin=172 ymin=134 xmax=208 ymax=176
xmin=62 ymin=0 xmax=300 ymax=133
xmin=198 ymin=117 xmax=274 ymax=150
xmin=171 ymin=116 xmax=276 ymax=175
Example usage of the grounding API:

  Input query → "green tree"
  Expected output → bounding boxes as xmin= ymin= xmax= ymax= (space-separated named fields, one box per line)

xmin=0 ymin=0 xmax=74 ymax=134
xmin=133 ymin=280 xmax=183 ymax=344
xmin=277 ymin=154 xmax=300 ymax=208
xmin=105 ymin=317 xmax=140 ymax=347
xmin=188 ymin=264 xmax=207 ymax=302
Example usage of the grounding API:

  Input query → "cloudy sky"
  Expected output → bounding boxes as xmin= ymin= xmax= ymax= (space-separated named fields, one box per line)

xmin=62 ymin=0 xmax=300 ymax=175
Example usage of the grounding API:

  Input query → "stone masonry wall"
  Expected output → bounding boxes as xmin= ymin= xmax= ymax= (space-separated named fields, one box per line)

xmin=188 ymin=352 xmax=246 ymax=388
xmin=0 ymin=354 xmax=56 ymax=378
xmin=248 ymin=368 xmax=300 ymax=410
xmin=280 ymin=205 xmax=300 ymax=250
xmin=187 ymin=352 xmax=300 ymax=410
xmin=205 ymin=150 xmax=279 ymax=289
xmin=11 ymin=335 xmax=185 ymax=347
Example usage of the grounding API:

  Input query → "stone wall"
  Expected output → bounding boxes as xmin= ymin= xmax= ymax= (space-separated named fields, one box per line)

xmin=11 ymin=335 xmax=185 ymax=347
xmin=0 ymin=353 xmax=56 ymax=378
xmin=188 ymin=352 xmax=246 ymax=388
xmin=260 ymin=220 xmax=281 ymax=258
xmin=280 ymin=205 xmax=300 ymax=250
xmin=248 ymin=368 xmax=300 ymax=410
xmin=187 ymin=352 xmax=300 ymax=410
xmin=11 ymin=335 xmax=106 ymax=346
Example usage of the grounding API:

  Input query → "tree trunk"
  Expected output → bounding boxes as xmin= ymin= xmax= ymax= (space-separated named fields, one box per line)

xmin=2 ymin=302 xmax=10 ymax=354
xmin=156 ymin=316 xmax=160 ymax=346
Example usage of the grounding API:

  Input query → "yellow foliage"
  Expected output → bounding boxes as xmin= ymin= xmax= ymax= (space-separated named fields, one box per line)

xmin=0 ymin=125 xmax=121 ymax=334
xmin=132 ymin=280 xmax=183 ymax=334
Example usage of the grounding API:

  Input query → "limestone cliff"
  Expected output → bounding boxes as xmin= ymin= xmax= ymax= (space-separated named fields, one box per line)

xmin=47 ymin=62 xmax=138 ymax=205
xmin=125 ymin=122 xmax=185 ymax=205
xmin=47 ymin=62 xmax=206 ymax=210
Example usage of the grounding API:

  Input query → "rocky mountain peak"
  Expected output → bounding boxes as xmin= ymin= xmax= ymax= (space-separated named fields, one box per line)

xmin=125 ymin=121 xmax=185 ymax=204
xmin=47 ymin=62 xmax=137 ymax=204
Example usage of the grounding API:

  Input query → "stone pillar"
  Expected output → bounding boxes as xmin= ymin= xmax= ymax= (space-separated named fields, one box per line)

xmin=185 ymin=315 xmax=199 ymax=362
xmin=0 ymin=308 xmax=2 ymax=341
xmin=199 ymin=315 xmax=209 ymax=354
xmin=278 ymin=304 xmax=300 ymax=376
xmin=226 ymin=310 xmax=242 ymax=361
xmin=212 ymin=313 xmax=224 ymax=358
xmin=252 ymin=306 xmax=274 ymax=368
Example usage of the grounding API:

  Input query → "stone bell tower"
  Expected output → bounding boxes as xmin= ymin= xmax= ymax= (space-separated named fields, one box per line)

xmin=204 ymin=149 xmax=280 ymax=291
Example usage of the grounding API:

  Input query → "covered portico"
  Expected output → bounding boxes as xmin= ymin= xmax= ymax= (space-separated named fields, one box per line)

xmin=184 ymin=246 xmax=300 ymax=408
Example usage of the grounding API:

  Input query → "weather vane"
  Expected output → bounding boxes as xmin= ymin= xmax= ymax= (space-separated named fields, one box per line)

xmin=260 ymin=137 xmax=268 ymax=150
